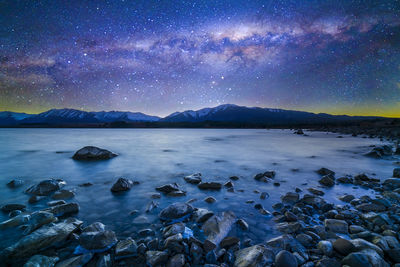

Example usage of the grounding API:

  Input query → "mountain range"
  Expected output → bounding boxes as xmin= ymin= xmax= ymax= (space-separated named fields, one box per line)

xmin=0 ymin=104 xmax=381 ymax=127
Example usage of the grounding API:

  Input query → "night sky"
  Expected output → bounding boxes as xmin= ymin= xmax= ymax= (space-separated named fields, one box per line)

xmin=0 ymin=1 xmax=399 ymax=117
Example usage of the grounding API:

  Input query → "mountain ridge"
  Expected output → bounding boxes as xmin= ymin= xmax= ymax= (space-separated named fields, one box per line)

xmin=0 ymin=104 xmax=386 ymax=127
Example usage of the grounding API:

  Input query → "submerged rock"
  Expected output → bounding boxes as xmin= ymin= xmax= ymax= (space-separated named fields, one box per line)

xmin=202 ymin=211 xmax=236 ymax=251
xmin=1 ymin=218 xmax=82 ymax=260
xmin=25 ymin=179 xmax=66 ymax=196
xmin=52 ymin=189 xmax=75 ymax=200
xmin=72 ymin=146 xmax=117 ymax=160
xmin=7 ymin=179 xmax=24 ymax=188
xmin=111 ymin=178 xmax=134 ymax=192
xmin=184 ymin=173 xmax=202 ymax=184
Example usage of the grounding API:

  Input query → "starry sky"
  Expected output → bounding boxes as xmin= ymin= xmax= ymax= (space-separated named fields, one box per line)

xmin=0 ymin=0 xmax=399 ymax=117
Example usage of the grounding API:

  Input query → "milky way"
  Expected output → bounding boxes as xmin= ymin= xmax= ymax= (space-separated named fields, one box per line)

xmin=0 ymin=0 xmax=399 ymax=116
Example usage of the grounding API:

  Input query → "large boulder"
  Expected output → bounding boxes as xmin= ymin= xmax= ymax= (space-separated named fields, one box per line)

xmin=25 ymin=179 xmax=66 ymax=196
xmin=202 ymin=211 xmax=236 ymax=251
xmin=233 ymin=245 xmax=274 ymax=267
xmin=72 ymin=146 xmax=117 ymax=160
xmin=111 ymin=178 xmax=134 ymax=192
xmin=159 ymin=202 xmax=194 ymax=222
xmin=0 ymin=218 xmax=82 ymax=260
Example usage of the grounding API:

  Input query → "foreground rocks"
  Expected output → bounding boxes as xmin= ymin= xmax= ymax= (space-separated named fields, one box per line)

xmin=72 ymin=146 xmax=118 ymax=160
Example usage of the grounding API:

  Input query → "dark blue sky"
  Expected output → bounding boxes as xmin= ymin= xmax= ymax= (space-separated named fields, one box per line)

xmin=1 ymin=0 xmax=399 ymax=116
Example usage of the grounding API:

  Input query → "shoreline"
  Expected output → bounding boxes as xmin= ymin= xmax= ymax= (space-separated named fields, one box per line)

xmin=0 ymin=134 xmax=399 ymax=266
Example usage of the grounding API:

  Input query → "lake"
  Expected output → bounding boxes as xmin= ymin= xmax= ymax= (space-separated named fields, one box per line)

xmin=0 ymin=128 xmax=397 ymax=249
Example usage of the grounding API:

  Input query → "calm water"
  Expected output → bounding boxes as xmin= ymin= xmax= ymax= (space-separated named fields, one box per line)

xmin=0 ymin=128 xmax=397 ymax=248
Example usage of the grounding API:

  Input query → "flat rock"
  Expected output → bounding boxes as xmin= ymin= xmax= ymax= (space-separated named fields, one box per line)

xmin=356 ymin=203 xmax=386 ymax=212
xmin=72 ymin=146 xmax=117 ymax=160
xmin=79 ymin=230 xmax=117 ymax=251
xmin=198 ymin=182 xmax=222 ymax=190
xmin=156 ymin=183 xmax=180 ymax=193
xmin=1 ymin=218 xmax=82 ymax=260
xmin=308 ymin=188 xmax=324 ymax=196
xmin=1 ymin=203 xmax=26 ymax=212
xmin=25 ymin=179 xmax=66 ymax=196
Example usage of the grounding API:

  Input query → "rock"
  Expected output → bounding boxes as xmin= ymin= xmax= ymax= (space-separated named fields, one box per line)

xmin=383 ymin=178 xmax=400 ymax=189
xmin=356 ymin=203 xmax=386 ymax=212
xmin=317 ymin=240 xmax=333 ymax=256
xmin=236 ymin=219 xmax=249 ymax=231
xmin=47 ymin=200 xmax=66 ymax=206
xmin=9 ymin=210 xmax=21 ymax=218
xmin=198 ymin=182 xmax=222 ymax=190
xmin=275 ymin=250 xmax=298 ymax=267
xmin=24 ymin=211 xmax=57 ymax=234
xmin=0 ymin=214 xmax=30 ymax=229
xmin=151 ymin=193 xmax=161 ymax=199
xmin=28 ymin=195 xmax=44 ymax=204
xmin=55 ymin=254 xmax=93 ymax=267
xmin=25 ymin=179 xmax=66 ymax=196
xmin=342 ymin=249 xmax=389 ymax=267
xmin=339 ymin=194 xmax=355 ymax=202
xmin=1 ymin=203 xmax=26 ymax=212
xmin=52 ymin=189 xmax=75 ymax=200
xmin=79 ymin=230 xmax=117 ymax=251
xmin=1 ymin=218 xmax=82 ymax=260
xmin=317 ymin=168 xmax=335 ymax=176
xmin=156 ymin=183 xmax=180 ymax=193
xmin=276 ymin=222 xmax=302 ymax=234
xmin=202 ymin=211 xmax=236 ymax=251
xmin=281 ymin=192 xmax=299 ymax=204
xmin=254 ymin=171 xmax=275 ymax=182
xmin=94 ymin=254 xmax=111 ymax=267
xmin=111 ymin=178 xmax=134 ymax=192
xmin=319 ymin=175 xmax=335 ymax=187
xmin=386 ymin=249 xmax=400 ymax=263
xmin=45 ymin=202 xmax=79 ymax=216
xmin=337 ymin=176 xmax=353 ymax=184
xmin=260 ymin=192 xmax=269 ymax=199
xmin=220 ymin=236 xmax=240 ymax=248
xmin=294 ymin=129 xmax=304 ymax=135
xmin=308 ymin=188 xmax=324 ymax=196
xmin=7 ymin=179 xmax=24 ymax=188
xmin=115 ymin=237 xmax=137 ymax=258
xmin=296 ymin=233 xmax=314 ymax=247
xmin=164 ymin=233 xmax=183 ymax=252
xmin=83 ymin=222 xmax=106 ymax=232
xmin=145 ymin=200 xmax=158 ymax=213
xmin=204 ymin=196 xmax=216 ymax=203
xmin=167 ymin=254 xmax=185 ymax=267
xmin=350 ymin=239 xmax=384 ymax=257
xmin=284 ymin=211 xmax=298 ymax=222
xmin=184 ymin=173 xmax=202 ymax=184
xmin=78 ymin=182 xmax=93 ymax=187
xmin=167 ymin=190 xmax=186 ymax=197
xmin=72 ymin=146 xmax=117 ymax=160
xmin=324 ymin=219 xmax=348 ymax=234
xmin=394 ymin=168 xmax=400 ymax=178
xmin=24 ymin=255 xmax=59 ymax=267
xmin=234 ymin=245 xmax=274 ymax=267
xmin=159 ymin=202 xmax=194 ymax=222
xmin=146 ymin=251 xmax=168 ymax=266
xmin=333 ymin=238 xmax=355 ymax=255
xmin=194 ymin=208 xmax=214 ymax=223
xmin=230 ymin=176 xmax=239 ymax=180
xmin=224 ymin=181 xmax=234 ymax=188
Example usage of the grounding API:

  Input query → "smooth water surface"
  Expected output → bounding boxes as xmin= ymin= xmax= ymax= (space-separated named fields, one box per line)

xmin=0 ymin=128 xmax=397 ymax=248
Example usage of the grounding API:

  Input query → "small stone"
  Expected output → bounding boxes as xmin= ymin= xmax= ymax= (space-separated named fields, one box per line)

xmin=317 ymin=240 xmax=333 ymax=256
xmin=184 ymin=173 xmax=202 ymax=184
xmin=319 ymin=175 xmax=335 ymax=187
xmin=111 ymin=178 xmax=134 ymax=192
xmin=339 ymin=194 xmax=355 ymax=202
xmin=204 ymin=196 xmax=216 ymax=203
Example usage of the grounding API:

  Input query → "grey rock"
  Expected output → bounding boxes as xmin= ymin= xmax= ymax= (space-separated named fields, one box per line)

xmin=319 ymin=175 xmax=335 ymax=187
xmin=204 ymin=196 xmax=216 ymax=203
xmin=52 ymin=189 xmax=75 ymax=200
xmin=356 ymin=203 xmax=386 ymax=212
xmin=324 ymin=219 xmax=348 ymax=234
xmin=281 ymin=192 xmax=299 ymax=204
xmin=276 ymin=222 xmax=302 ymax=234
xmin=45 ymin=202 xmax=79 ymax=216
xmin=72 ymin=146 xmax=117 ymax=160
xmin=202 ymin=211 xmax=236 ymax=251
xmin=233 ymin=245 xmax=274 ymax=267
xmin=156 ymin=183 xmax=179 ymax=193
xmin=1 ymin=218 xmax=82 ymax=260
xmin=25 ymin=179 xmax=66 ymax=196
xmin=167 ymin=254 xmax=185 ymax=267
xmin=47 ymin=200 xmax=66 ymax=206
xmin=79 ymin=230 xmax=117 ymax=251
xmin=316 ymin=168 xmax=335 ymax=176
xmin=24 ymin=211 xmax=57 ymax=234
xmin=194 ymin=208 xmax=214 ymax=223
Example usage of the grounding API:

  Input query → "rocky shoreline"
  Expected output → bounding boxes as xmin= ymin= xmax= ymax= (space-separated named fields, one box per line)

xmin=1 ymin=144 xmax=400 ymax=266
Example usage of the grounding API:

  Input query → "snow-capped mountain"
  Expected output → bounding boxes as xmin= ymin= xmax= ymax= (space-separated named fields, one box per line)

xmin=93 ymin=111 xmax=160 ymax=122
xmin=162 ymin=104 xmax=361 ymax=124
xmin=0 ymin=104 xmax=377 ymax=126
